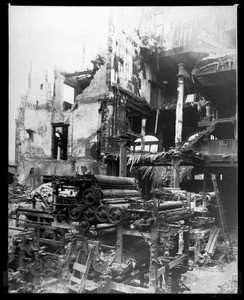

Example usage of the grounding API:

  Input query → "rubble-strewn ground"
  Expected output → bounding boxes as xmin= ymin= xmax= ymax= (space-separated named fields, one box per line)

xmin=182 ymin=259 xmax=238 ymax=294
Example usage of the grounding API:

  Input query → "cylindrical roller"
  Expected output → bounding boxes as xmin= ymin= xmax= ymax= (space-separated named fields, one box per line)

xmin=148 ymin=200 xmax=183 ymax=211
xmin=101 ymin=189 xmax=140 ymax=198
xmin=158 ymin=201 xmax=183 ymax=211
xmin=102 ymin=198 xmax=129 ymax=205
xmin=94 ymin=175 xmax=136 ymax=187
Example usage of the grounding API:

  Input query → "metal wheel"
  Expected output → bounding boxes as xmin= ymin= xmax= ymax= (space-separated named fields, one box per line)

xmin=83 ymin=205 xmax=96 ymax=221
xmin=95 ymin=205 xmax=108 ymax=222
xmin=108 ymin=207 xmax=123 ymax=224
xmin=80 ymin=219 xmax=90 ymax=231
xmin=82 ymin=189 xmax=96 ymax=205
xmin=68 ymin=204 xmax=82 ymax=221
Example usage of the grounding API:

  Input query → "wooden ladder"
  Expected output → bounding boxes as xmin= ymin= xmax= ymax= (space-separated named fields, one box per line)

xmin=211 ymin=174 xmax=234 ymax=263
xmin=67 ymin=244 xmax=94 ymax=293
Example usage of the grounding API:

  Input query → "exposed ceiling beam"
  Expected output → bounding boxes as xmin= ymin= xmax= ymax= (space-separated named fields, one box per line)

xmin=63 ymin=70 xmax=93 ymax=78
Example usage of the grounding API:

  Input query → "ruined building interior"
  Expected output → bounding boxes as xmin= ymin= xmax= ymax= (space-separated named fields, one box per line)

xmin=8 ymin=6 xmax=238 ymax=294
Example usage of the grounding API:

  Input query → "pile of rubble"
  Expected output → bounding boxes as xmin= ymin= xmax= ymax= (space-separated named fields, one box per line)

xmin=8 ymin=183 xmax=34 ymax=203
xmin=8 ymin=182 xmax=53 ymax=225
xmin=9 ymin=182 xmax=53 ymax=203
xmin=217 ymin=277 xmax=238 ymax=294
xmin=30 ymin=182 xmax=53 ymax=204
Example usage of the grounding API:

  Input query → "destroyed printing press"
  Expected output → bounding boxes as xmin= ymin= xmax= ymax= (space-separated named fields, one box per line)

xmin=8 ymin=6 xmax=237 ymax=294
xmin=8 ymin=173 xmax=235 ymax=293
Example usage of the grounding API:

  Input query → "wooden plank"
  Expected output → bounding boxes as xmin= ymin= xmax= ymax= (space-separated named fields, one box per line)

xmin=38 ymin=238 xmax=62 ymax=246
xmin=198 ymin=117 xmax=235 ymax=127
xmin=168 ymin=255 xmax=187 ymax=269
xmin=73 ymin=262 xmax=87 ymax=273
xmin=205 ymin=227 xmax=220 ymax=255
xmin=67 ymin=284 xmax=79 ymax=293
xmin=41 ymin=278 xmax=58 ymax=288
xmin=123 ymin=268 xmax=148 ymax=284
xmin=110 ymin=282 xmax=151 ymax=293
xmin=70 ymin=276 xmax=82 ymax=284
xmin=121 ymin=229 xmax=150 ymax=239
xmin=157 ymin=266 xmax=166 ymax=276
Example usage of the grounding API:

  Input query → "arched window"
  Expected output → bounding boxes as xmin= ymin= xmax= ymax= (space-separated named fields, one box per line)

xmin=130 ymin=135 xmax=159 ymax=153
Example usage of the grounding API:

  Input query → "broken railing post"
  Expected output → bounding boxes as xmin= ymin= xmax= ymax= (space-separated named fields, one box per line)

xmin=175 ymin=63 xmax=185 ymax=150
xmin=141 ymin=117 xmax=147 ymax=151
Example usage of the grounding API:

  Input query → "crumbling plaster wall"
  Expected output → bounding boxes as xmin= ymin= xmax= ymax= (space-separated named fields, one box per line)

xmin=76 ymin=64 xmax=108 ymax=103
xmin=73 ymin=62 xmax=111 ymax=175
xmin=109 ymin=30 xmax=153 ymax=105
xmin=18 ymin=158 xmax=75 ymax=185
xmin=17 ymin=104 xmax=76 ymax=185
xmin=140 ymin=63 xmax=153 ymax=104
xmin=27 ymin=70 xmax=52 ymax=105
xmin=72 ymin=101 xmax=101 ymax=157
xmin=23 ymin=108 xmax=52 ymax=158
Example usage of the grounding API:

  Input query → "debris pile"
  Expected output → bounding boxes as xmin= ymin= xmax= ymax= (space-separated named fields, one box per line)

xmin=30 ymin=182 xmax=53 ymax=202
xmin=217 ymin=278 xmax=238 ymax=294
xmin=8 ymin=183 xmax=34 ymax=203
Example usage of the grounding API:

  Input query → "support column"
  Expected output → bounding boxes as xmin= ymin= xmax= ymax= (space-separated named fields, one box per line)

xmin=141 ymin=117 xmax=147 ymax=151
xmin=175 ymin=63 xmax=185 ymax=150
xmin=149 ymin=199 xmax=158 ymax=293
xmin=173 ymin=63 xmax=185 ymax=189
xmin=117 ymin=137 xmax=130 ymax=177
xmin=149 ymin=224 xmax=158 ymax=293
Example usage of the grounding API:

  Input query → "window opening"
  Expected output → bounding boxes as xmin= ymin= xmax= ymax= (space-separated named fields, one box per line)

xmin=194 ymin=174 xmax=204 ymax=180
xmin=131 ymin=135 xmax=159 ymax=152
xmin=63 ymin=84 xmax=74 ymax=110
xmin=52 ymin=123 xmax=69 ymax=160
xmin=26 ymin=129 xmax=34 ymax=142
